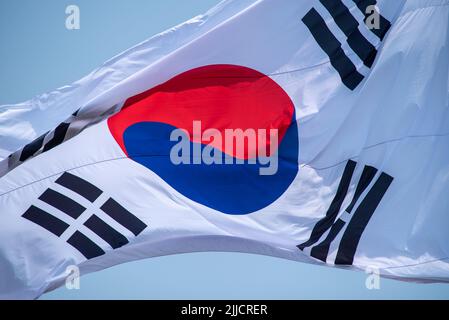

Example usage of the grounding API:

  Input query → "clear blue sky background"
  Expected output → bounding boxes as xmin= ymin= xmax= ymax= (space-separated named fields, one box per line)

xmin=1 ymin=0 xmax=448 ymax=300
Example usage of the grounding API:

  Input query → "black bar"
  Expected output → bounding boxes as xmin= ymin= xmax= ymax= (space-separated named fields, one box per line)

xmin=0 ymin=300 xmax=442 ymax=317
xmin=345 ymin=165 xmax=378 ymax=213
xmin=311 ymin=218 xmax=346 ymax=262
xmin=39 ymin=189 xmax=86 ymax=219
xmin=335 ymin=172 xmax=394 ymax=265
xmin=19 ymin=132 xmax=48 ymax=162
xmin=55 ymin=172 xmax=103 ymax=202
xmin=67 ymin=231 xmax=105 ymax=259
xmin=43 ymin=122 xmax=70 ymax=152
xmin=352 ymin=0 xmax=391 ymax=40
xmin=298 ymin=160 xmax=356 ymax=250
xmin=84 ymin=215 xmax=129 ymax=249
xmin=100 ymin=198 xmax=147 ymax=236
xmin=347 ymin=32 xmax=377 ymax=67
xmin=22 ymin=205 xmax=69 ymax=237
xmin=320 ymin=0 xmax=377 ymax=67
xmin=302 ymin=8 xmax=364 ymax=90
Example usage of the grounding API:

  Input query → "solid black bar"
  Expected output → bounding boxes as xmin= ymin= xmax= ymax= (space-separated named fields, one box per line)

xmin=302 ymin=9 xmax=340 ymax=55
xmin=100 ymin=198 xmax=147 ymax=236
xmin=67 ymin=231 xmax=105 ymax=259
xmin=19 ymin=132 xmax=48 ymax=162
xmin=335 ymin=172 xmax=394 ymax=265
xmin=302 ymin=8 xmax=364 ymax=90
xmin=0 ymin=300 xmax=441 ymax=317
xmin=84 ymin=215 xmax=129 ymax=249
xmin=352 ymin=0 xmax=391 ymax=40
xmin=347 ymin=32 xmax=377 ymax=67
xmin=298 ymin=160 xmax=357 ymax=250
xmin=320 ymin=0 xmax=377 ymax=67
xmin=353 ymin=0 xmax=376 ymax=14
xmin=55 ymin=172 xmax=103 ymax=202
xmin=39 ymin=189 xmax=86 ymax=219
xmin=310 ymin=218 xmax=346 ymax=262
xmin=345 ymin=165 xmax=378 ymax=213
xmin=22 ymin=205 xmax=69 ymax=237
xmin=43 ymin=122 xmax=70 ymax=152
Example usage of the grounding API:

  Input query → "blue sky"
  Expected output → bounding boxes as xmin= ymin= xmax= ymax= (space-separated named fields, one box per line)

xmin=1 ymin=0 xmax=448 ymax=299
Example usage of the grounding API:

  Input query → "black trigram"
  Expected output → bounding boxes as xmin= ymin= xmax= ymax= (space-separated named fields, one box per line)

xmin=302 ymin=0 xmax=392 ymax=90
xmin=22 ymin=172 xmax=147 ymax=259
xmin=16 ymin=110 xmax=79 ymax=165
xmin=298 ymin=160 xmax=393 ymax=265
xmin=2 ymin=102 xmax=123 ymax=178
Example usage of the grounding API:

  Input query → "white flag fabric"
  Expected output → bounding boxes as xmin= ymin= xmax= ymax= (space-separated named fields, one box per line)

xmin=1 ymin=0 xmax=449 ymax=299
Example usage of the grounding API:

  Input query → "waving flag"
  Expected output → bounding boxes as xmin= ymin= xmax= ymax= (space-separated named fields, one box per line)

xmin=1 ymin=0 xmax=449 ymax=298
